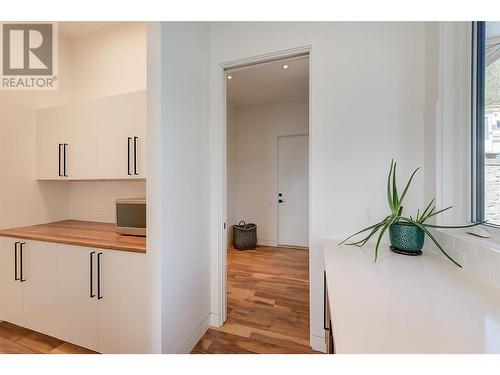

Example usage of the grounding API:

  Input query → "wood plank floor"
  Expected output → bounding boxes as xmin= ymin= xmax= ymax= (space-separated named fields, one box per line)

xmin=0 ymin=322 xmax=96 ymax=354
xmin=192 ymin=246 xmax=319 ymax=354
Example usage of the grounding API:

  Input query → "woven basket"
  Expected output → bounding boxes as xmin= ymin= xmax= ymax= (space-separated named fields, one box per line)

xmin=233 ymin=221 xmax=257 ymax=250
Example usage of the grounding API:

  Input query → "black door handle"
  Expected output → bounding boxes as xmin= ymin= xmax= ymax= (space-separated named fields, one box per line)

xmin=97 ymin=252 xmax=103 ymax=300
xmin=324 ymin=271 xmax=329 ymax=331
xmin=14 ymin=242 xmax=20 ymax=281
xmin=63 ymin=143 xmax=68 ymax=177
xmin=20 ymin=242 xmax=26 ymax=282
xmin=127 ymin=137 xmax=132 ymax=175
xmin=279 ymin=199 xmax=286 ymax=203
xmin=58 ymin=144 xmax=63 ymax=177
xmin=133 ymin=136 xmax=138 ymax=175
xmin=90 ymin=252 xmax=95 ymax=298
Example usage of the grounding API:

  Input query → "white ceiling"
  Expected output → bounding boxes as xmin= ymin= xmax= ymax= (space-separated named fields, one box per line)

xmin=58 ymin=22 xmax=121 ymax=39
xmin=226 ymin=56 xmax=309 ymax=109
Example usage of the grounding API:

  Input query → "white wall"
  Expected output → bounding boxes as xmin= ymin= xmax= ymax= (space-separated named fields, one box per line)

xmin=227 ymin=100 xmax=309 ymax=246
xmin=208 ymin=22 xmax=426 ymax=351
xmin=69 ymin=22 xmax=147 ymax=102
xmin=0 ymin=34 xmax=73 ymax=229
xmin=160 ymin=22 xmax=210 ymax=353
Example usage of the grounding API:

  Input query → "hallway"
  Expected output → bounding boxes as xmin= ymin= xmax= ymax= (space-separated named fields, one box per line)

xmin=192 ymin=246 xmax=318 ymax=354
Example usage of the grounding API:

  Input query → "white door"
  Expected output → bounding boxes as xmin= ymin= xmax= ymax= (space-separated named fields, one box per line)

xmin=56 ymin=245 xmax=99 ymax=351
xmin=278 ymin=135 xmax=309 ymax=247
xmin=22 ymin=241 xmax=60 ymax=337
xmin=0 ymin=237 xmax=24 ymax=325
xmin=98 ymin=249 xmax=151 ymax=353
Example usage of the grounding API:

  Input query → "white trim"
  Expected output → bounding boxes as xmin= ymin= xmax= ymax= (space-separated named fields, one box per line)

xmin=310 ymin=334 xmax=326 ymax=353
xmin=257 ymin=239 xmax=278 ymax=247
xmin=210 ymin=313 xmax=221 ymax=327
xmin=177 ymin=314 xmax=210 ymax=354
xmin=212 ymin=45 xmax=312 ymax=331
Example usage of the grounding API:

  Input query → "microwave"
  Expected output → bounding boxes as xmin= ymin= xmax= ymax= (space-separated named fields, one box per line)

xmin=116 ymin=198 xmax=146 ymax=236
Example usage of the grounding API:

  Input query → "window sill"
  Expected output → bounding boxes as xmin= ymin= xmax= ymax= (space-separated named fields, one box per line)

xmin=426 ymin=228 xmax=500 ymax=289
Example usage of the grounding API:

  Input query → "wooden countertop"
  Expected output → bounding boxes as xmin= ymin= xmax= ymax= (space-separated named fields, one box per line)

xmin=0 ymin=220 xmax=146 ymax=253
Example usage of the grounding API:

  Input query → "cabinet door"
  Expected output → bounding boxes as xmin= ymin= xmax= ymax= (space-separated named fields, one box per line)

xmin=0 ymin=237 xmax=24 ymax=325
xmin=56 ymin=245 xmax=99 ymax=352
xmin=65 ymin=102 xmax=99 ymax=180
xmin=36 ymin=105 xmax=71 ymax=180
xmin=97 ymin=90 xmax=146 ymax=179
xmin=22 ymin=241 xmax=60 ymax=337
xmin=130 ymin=90 xmax=147 ymax=178
xmin=98 ymin=250 xmax=151 ymax=353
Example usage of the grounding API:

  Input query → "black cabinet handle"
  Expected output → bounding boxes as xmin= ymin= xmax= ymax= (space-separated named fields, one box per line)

xmin=63 ymin=144 xmax=68 ymax=177
xmin=14 ymin=242 xmax=20 ymax=281
xmin=127 ymin=137 xmax=132 ymax=175
xmin=20 ymin=242 xmax=26 ymax=282
xmin=133 ymin=136 xmax=138 ymax=175
xmin=58 ymin=144 xmax=63 ymax=177
xmin=90 ymin=252 xmax=95 ymax=298
xmin=97 ymin=252 xmax=103 ymax=300
xmin=324 ymin=271 xmax=329 ymax=331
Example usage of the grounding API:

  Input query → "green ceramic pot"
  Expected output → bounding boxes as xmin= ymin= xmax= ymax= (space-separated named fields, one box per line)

xmin=389 ymin=222 xmax=425 ymax=253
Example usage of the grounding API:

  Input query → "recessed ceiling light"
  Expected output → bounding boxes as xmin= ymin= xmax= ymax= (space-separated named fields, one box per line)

xmin=227 ymin=75 xmax=232 ymax=80
xmin=282 ymin=64 xmax=289 ymax=70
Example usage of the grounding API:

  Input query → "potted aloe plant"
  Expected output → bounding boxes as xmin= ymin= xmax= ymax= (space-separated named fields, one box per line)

xmin=340 ymin=160 xmax=484 ymax=267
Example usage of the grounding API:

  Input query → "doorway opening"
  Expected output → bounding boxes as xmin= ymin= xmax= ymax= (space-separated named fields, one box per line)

xmin=193 ymin=52 xmax=313 ymax=353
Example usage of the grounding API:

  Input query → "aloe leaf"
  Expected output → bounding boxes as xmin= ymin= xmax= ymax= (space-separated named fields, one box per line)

xmin=347 ymin=220 xmax=388 ymax=246
xmin=420 ymin=206 xmax=452 ymax=223
xmin=399 ymin=217 xmax=462 ymax=267
xmin=392 ymin=162 xmax=399 ymax=210
xmin=415 ymin=209 xmax=420 ymax=222
xmin=398 ymin=167 xmax=420 ymax=207
xmin=420 ymin=221 xmax=485 ymax=229
xmin=374 ymin=218 xmax=395 ymax=262
xmin=339 ymin=220 xmax=388 ymax=245
xmin=387 ymin=160 xmax=394 ymax=211
xmin=419 ymin=199 xmax=435 ymax=223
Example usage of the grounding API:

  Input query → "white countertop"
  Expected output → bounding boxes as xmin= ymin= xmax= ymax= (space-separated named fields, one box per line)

xmin=323 ymin=239 xmax=500 ymax=353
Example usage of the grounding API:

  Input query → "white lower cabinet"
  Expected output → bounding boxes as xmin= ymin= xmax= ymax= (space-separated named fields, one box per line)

xmin=0 ymin=238 xmax=24 ymax=326
xmin=56 ymin=244 xmax=99 ymax=351
xmin=98 ymin=250 xmax=150 ymax=353
xmin=0 ymin=237 xmax=150 ymax=353
xmin=22 ymin=241 xmax=60 ymax=337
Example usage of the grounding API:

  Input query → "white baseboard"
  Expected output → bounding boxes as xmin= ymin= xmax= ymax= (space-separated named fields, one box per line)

xmin=257 ymin=239 xmax=277 ymax=247
xmin=177 ymin=314 xmax=210 ymax=354
xmin=310 ymin=334 xmax=326 ymax=353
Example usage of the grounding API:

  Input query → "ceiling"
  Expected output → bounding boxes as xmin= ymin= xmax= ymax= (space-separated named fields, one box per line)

xmin=58 ymin=22 xmax=121 ymax=39
xmin=226 ymin=56 xmax=309 ymax=109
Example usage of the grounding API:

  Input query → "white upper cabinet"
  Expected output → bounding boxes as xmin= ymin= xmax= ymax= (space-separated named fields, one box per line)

xmin=36 ymin=90 xmax=147 ymax=180
xmin=36 ymin=105 xmax=72 ymax=180
xmin=97 ymin=90 xmax=147 ymax=179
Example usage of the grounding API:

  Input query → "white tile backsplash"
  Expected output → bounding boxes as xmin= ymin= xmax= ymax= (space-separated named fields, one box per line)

xmin=69 ymin=180 xmax=146 ymax=223
xmin=426 ymin=230 xmax=500 ymax=289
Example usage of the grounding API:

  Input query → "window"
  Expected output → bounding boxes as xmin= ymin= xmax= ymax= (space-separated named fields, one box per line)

xmin=473 ymin=21 xmax=500 ymax=226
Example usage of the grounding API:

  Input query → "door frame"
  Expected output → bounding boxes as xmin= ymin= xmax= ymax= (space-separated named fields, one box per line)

xmin=277 ymin=134 xmax=309 ymax=248
xmin=212 ymin=45 xmax=312 ymax=327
